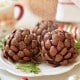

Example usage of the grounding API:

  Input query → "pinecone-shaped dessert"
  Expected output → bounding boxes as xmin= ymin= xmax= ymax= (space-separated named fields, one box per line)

xmin=41 ymin=30 xmax=78 ymax=67
xmin=3 ymin=29 xmax=41 ymax=63
xmin=32 ymin=20 xmax=58 ymax=44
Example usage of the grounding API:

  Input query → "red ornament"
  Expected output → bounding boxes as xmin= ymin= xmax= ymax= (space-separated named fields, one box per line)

xmin=20 ymin=77 xmax=29 ymax=80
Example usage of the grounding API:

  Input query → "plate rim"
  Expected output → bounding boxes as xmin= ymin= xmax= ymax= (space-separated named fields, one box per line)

xmin=0 ymin=50 xmax=80 ymax=77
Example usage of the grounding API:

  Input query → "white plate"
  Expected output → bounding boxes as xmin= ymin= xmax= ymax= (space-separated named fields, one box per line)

xmin=0 ymin=50 xmax=80 ymax=77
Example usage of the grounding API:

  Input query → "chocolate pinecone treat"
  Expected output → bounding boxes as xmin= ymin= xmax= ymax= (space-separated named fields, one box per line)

xmin=32 ymin=20 xmax=58 ymax=44
xmin=3 ymin=29 xmax=41 ymax=63
xmin=41 ymin=30 xmax=78 ymax=67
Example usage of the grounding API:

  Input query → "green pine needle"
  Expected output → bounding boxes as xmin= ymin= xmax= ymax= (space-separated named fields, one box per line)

xmin=0 ymin=37 xmax=6 ymax=50
xmin=75 ymin=39 xmax=80 ymax=54
xmin=16 ymin=63 xmax=41 ymax=74
xmin=75 ymin=39 xmax=80 ymax=49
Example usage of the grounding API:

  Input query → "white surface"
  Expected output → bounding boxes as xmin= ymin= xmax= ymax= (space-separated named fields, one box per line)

xmin=68 ymin=75 xmax=78 ymax=80
xmin=56 ymin=0 xmax=80 ymax=22
xmin=15 ymin=7 xmax=42 ymax=29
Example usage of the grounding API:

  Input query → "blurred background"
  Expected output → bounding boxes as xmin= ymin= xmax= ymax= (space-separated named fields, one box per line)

xmin=0 ymin=0 xmax=58 ymax=37
xmin=18 ymin=0 xmax=58 ymax=20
